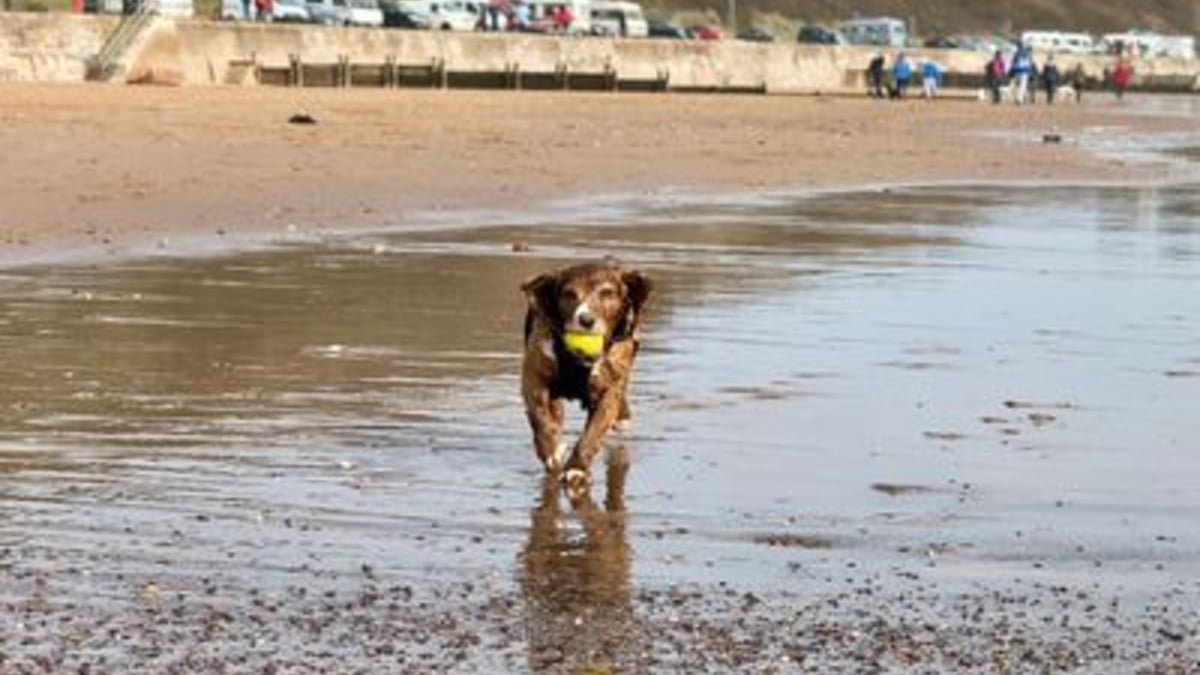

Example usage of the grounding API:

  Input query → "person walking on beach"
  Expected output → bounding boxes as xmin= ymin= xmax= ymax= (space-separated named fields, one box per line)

xmin=892 ymin=52 xmax=912 ymax=99
xmin=867 ymin=52 xmax=886 ymax=99
xmin=1008 ymin=46 xmax=1033 ymax=105
xmin=1041 ymin=55 xmax=1061 ymax=104
xmin=253 ymin=0 xmax=273 ymax=21
xmin=1028 ymin=57 xmax=1039 ymax=104
xmin=920 ymin=57 xmax=942 ymax=100
xmin=1070 ymin=62 xmax=1087 ymax=103
xmin=551 ymin=4 xmax=573 ymax=32
xmin=986 ymin=50 xmax=1006 ymax=104
xmin=485 ymin=0 xmax=504 ymax=30
xmin=1111 ymin=57 xmax=1132 ymax=100
xmin=511 ymin=0 xmax=530 ymax=30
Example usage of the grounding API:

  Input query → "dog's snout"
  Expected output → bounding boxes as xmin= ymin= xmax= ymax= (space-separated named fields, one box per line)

xmin=578 ymin=311 xmax=596 ymax=330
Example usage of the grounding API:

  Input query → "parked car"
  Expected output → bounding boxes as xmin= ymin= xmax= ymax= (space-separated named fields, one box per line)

xmin=736 ymin=26 xmax=774 ymax=42
xmin=688 ymin=24 xmax=722 ymax=40
xmin=306 ymin=0 xmax=382 ymax=25
xmin=647 ymin=19 xmax=688 ymax=39
xmin=305 ymin=0 xmax=349 ymax=24
xmin=381 ymin=2 xmax=430 ymax=27
xmin=1021 ymin=29 xmax=1096 ymax=54
xmin=838 ymin=16 xmax=907 ymax=47
xmin=796 ymin=24 xmax=845 ymax=45
xmin=590 ymin=0 xmax=649 ymax=38
xmin=396 ymin=0 xmax=481 ymax=31
xmin=346 ymin=0 xmax=384 ymax=25
xmin=273 ymin=0 xmax=312 ymax=22
xmin=923 ymin=35 xmax=961 ymax=49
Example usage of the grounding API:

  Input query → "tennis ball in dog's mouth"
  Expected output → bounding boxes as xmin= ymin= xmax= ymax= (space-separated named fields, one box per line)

xmin=563 ymin=331 xmax=604 ymax=360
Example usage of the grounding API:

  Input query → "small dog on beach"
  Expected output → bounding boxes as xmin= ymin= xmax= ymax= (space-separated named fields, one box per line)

xmin=520 ymin=262 xmax=651 ymax=492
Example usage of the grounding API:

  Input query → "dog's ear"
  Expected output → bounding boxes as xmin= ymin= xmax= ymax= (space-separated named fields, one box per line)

xmin=614 ymin=270 xmax=652 ymax=340
xmin=521 ymin=273 xmax=560 ymax=322
xmin=623 ymin=270 xmax=651 ymax=314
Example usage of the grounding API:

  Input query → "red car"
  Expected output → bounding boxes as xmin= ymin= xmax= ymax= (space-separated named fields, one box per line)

xmin=688 ymin=24 xmax=723 ymax=40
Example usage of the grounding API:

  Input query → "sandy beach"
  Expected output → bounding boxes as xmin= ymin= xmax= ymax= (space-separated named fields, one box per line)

xmin=0 ymin=83 xmax=1193 ymax=261
xmin=2 ymin=85 xmax=1200 ymax=674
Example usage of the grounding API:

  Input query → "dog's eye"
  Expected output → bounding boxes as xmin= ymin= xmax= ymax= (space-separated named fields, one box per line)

xmin=598 ymin=287 xmax=617 ymax=300
xmin=561 ymin=289 xmax=580 ymax=304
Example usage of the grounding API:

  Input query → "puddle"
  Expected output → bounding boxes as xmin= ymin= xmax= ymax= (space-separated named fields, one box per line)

xmin=2 ymin=183 xmax=1199 ymax=671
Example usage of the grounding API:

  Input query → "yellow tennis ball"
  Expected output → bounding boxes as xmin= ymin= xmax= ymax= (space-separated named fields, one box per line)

xmin=563 ymin=331 xmax=604 ymax=360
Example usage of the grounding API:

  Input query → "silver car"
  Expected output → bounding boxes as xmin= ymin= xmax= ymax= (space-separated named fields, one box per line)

xmin=307 ymin=0 xmax=383 ymax=25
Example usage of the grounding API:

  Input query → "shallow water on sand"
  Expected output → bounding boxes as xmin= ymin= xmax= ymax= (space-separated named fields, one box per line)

xmin=2 ymin=183 xmax=1199 ymax=672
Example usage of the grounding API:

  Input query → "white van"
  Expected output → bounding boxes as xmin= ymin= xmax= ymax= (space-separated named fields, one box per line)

xmin=589 ymin=0 xmax=646 ymax=38
xmin=1102 ymin=32 xmax=1197 ymax=59
xmin=1020 ymin=30 xmax=1095 ymax=54
xmin=345 ymin=0 xmax=384 ymax=25
xmin=153 ymin=0 xmax=195 ymax=18
xmin=838 ymin=16 xmax=906 ymax=47
xmin=1156 ymin=35 xmax=1197 ymax=59
xmin=396 ymin=0 xmax=480 ymax=30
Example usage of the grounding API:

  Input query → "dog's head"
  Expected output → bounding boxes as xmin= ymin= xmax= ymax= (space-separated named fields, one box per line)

xmin=522 ymin=263 xmax=651 ymax=342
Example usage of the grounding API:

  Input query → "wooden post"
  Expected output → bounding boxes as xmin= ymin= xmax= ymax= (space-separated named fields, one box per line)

xmin=385 ymin=55 xmax=396 ymax=89
xmin=288 ymin=53 xmax=302 ymax=87
xmin=435 ymin=57 xmax=447 ymax=89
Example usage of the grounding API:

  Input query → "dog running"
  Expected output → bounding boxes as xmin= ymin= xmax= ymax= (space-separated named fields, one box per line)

xmin=520 ymin=262 xmax=651 ymax=491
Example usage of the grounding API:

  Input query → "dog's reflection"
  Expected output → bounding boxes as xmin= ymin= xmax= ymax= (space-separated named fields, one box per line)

xmin=520 ymin=446 xmax=637 ymax=673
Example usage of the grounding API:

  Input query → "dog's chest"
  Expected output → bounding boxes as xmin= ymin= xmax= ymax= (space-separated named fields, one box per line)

xmin=546 ymin=339 xmax=599 ymax=404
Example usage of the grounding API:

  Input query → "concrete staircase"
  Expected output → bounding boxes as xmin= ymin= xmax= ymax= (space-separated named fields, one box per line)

xmin=86 ymin=0 xmax=156 ymax=81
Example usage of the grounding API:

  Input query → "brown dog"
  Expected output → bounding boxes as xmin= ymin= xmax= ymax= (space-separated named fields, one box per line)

xmin=521 ymin=263 xmax=651 ymax=491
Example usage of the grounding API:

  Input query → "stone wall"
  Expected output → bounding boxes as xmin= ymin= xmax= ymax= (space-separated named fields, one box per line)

xmin=2 ymin=13 xmax=1197 ymax=93
xmin=0 ymin=13 xmax=117 ymax=81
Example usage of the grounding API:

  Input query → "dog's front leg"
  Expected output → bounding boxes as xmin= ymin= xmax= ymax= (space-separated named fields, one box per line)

xmin=563 ymin=384 xmax=625 ymax=492
xmin=525 ymin=388 xmax=567 ymax=473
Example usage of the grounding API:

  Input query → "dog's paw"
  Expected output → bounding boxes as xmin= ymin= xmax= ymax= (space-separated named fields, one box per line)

xmin=563 ymin=468 xmax=591 ymax=499
xmin=543 ymin=442 xmax=569 ymax=473
xmin=613 ymin=417 xmax=633 ymax=433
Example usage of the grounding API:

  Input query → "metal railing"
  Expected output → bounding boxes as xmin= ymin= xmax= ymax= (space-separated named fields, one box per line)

xmin=87 ymin=0 xmax=156 ymax=80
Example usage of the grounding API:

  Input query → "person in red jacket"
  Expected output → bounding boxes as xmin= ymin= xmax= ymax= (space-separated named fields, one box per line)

xmin=552 ymin=5 xmax=574 ymax=32
xmin=1110 ymin=57 xmax=1132 ymax=100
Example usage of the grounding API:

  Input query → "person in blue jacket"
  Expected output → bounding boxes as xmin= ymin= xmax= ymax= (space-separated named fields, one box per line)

xmin=1008 ymin=46 xmax=1034 ymax=105
xmin=892 ymin=52 xmax=913 ymax=99
xmin=920 ymin=58 xmax=943 ymax=99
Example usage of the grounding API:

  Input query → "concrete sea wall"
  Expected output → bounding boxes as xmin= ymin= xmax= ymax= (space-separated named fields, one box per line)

xmin=1 ymin=12 xmax=1198 ymax=93
xmin=0 ymin=13 xmax=117 ymax=81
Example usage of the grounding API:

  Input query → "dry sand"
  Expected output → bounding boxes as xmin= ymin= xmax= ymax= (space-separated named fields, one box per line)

xmin=0 ymin=83 xmax=1191 ymax=262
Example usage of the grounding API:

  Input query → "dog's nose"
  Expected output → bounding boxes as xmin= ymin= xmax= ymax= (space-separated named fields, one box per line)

xmin=578 ymin=312 xmax=596 ymax=330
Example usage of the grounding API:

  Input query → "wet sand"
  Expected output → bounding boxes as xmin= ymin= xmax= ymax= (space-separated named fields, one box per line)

xmin=0 ymin=83 xmax=1195 ymax=265
xmin=2 ymin=178 xmax=1200 ymax=672
xmin=2 ymin=86 xmax=1200 ymax=672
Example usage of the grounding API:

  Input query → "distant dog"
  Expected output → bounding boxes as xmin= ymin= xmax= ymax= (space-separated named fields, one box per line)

xmin=520 ymin=263 xmax=651 ymax=491
xmin=1056 ymin=84 xmax=1079 ymax=103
